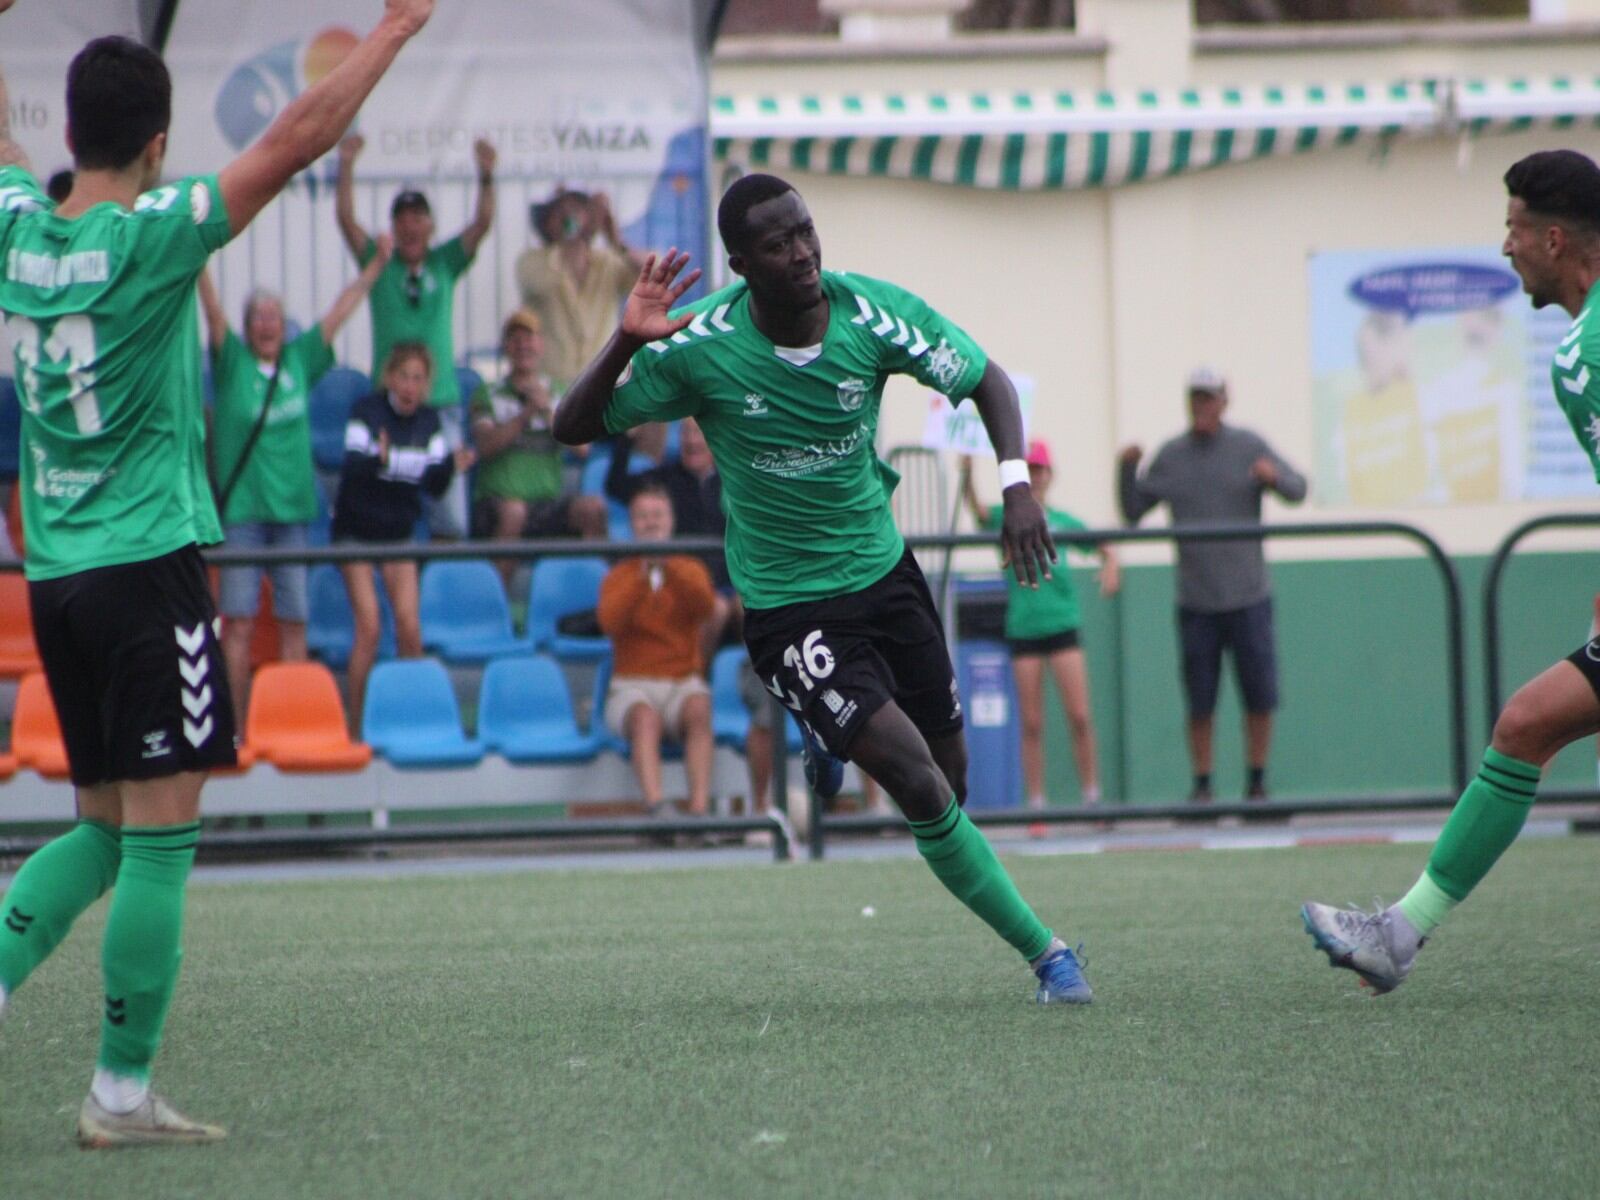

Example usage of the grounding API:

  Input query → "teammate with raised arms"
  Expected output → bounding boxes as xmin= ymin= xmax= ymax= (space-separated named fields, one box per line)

xmin=555 ymin=174 xmax=1094 ymax=1005
xmin=0 ymin=0 xmax=436 ymax=1146
xmin=1303 ymin=150 xmax=1600 ymax=993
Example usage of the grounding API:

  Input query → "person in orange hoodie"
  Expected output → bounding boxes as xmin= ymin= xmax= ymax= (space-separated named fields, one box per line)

xmin=598 ymin=483 xmax=716 ymax=818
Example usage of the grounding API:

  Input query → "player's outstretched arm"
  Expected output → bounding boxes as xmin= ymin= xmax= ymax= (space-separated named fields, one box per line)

xmin=218 ymin=0 xmax=433 ymax=243
xmin=968 ymin=358 xmax=1056 ymax=588
xmin=0 ymin=54 xmax=34 ymax=174
xmin=553 ymin=249 xmax=701 ymax=446
xmin=320 ymin=233 xmax=391 ymax=342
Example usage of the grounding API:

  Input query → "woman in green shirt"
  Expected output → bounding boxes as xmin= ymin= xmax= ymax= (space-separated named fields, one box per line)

xmin=198 ymin=240 xmax=389 ymax=727
xmin=961 ymin=441 xmax=1119 ymax=824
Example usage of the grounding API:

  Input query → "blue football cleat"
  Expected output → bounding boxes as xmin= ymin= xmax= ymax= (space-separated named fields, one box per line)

xmin=798 ymin=721 xmax=844 ymax=800
xmin=1033 ymin=939 xmax=1093 ymax=1005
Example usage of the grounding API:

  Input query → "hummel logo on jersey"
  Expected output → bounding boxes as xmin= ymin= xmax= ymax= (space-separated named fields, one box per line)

xmin=743 ymin=393 xmax=770 ymax=417
xmin=836 ymin=378 xmax=867 ymax=412
xmin=4 ymin=906 xmax=35 ymax=935
xmin=142 ymin=730 xmax=172 ymax=760
xmin=948 ymin=678 xmax=963 ymax=720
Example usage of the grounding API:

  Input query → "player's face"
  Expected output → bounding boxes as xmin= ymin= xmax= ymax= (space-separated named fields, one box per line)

xmin=735 ymin=192 xmax=824 ymax=310
xmin=392 ymin=209 xmax=435 ymax=264
xmin=386 ymin=355 xmax=432 ymax=413
xmin=244 ymin=297 xmax=286 ymax=361
xmin=629 ymin=493 xmax=674 ymax=542
xmin=1503 ymin=196 xmax=1559 ymax=309
xmin=1188 ymin=390 xmax=1226 ymax=436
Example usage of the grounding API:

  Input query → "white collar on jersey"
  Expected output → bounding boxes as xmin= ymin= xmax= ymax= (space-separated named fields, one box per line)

xmin=772 ymin=342 xmax=823 ymax=367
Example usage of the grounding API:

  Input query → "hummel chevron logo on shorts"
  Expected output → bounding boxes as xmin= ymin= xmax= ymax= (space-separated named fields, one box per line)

xmin=105 ymin=996 xmax=127 ymax=1026
xmin=175 ymin=623 xmax=214 ymax=747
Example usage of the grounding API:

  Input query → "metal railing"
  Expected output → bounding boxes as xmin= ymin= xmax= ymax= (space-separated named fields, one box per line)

xmin=1482 ymin=511 xmax=1600 ymax=730
xmin=1 ymin=519 xmax=1467 ymax=862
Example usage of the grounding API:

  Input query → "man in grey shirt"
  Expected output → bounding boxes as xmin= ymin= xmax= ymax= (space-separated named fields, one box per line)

xmin=1118 ymin=367 xmax=1308 ymax=802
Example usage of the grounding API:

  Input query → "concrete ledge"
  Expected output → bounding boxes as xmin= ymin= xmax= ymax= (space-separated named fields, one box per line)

xmin=714 ymin=30 xmax=1106 ymax=63
xmin=1195 ymin=18 xmax=1600 ymax=53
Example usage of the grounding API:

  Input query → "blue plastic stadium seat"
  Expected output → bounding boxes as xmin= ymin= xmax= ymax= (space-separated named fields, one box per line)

xmin=0 ymin=378 xmax=20 ymax=481
xmin=455 ymin=365 xmax=484 ymax=410
xmin=478 ymin=655 xmax=601 ymax=763
xmin=362 ymin=658 xmax=484 ymax=768
xmin=419 ymin=560 xmax=524 ymax=663
xmin=526 ymin=556 xmax=611 ymax=661
xmin=579 ymin=447 xmax=668 ymax=499
xmin=711 ymin=646 xmax=751 ymax=747
xmin=306 ymin=563 xmax=398 ymax=669
xmin=309 ymin=366 xmax=371 ymax=473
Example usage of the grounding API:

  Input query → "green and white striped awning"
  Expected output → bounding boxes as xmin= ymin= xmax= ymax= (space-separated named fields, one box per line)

xmin=1454 ymin=76 xmax=1600 ymax=135
xmin=711 ymin=76 xmax=1600 ymax=191
xmin=711 ymin=83 xmax=1441 ymax=190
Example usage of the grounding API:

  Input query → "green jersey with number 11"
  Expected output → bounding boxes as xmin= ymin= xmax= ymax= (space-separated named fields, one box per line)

xmin=604 ymin=270 xmax=987 ymax=609
xmin=0 ymin=166 xmax=230 ymax=580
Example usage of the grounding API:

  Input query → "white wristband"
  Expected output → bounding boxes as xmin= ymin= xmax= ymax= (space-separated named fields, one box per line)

xmin=998 ymin=458 xmax=1029 ymax=491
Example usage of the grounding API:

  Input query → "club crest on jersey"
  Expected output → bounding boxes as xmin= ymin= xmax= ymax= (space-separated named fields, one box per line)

xmin=836 ymin=378 xmax=867 ymax=412
xmin=743 ymin=393 xmax=770 ymax=417
xmin=925 ymin=339 xmax=968 ymax=391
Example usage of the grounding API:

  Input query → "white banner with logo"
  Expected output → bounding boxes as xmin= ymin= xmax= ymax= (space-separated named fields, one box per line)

xmin=0 ymin=1 xmax=144 ymax=177
xmin=160 ymin=0 xmax=710 ymax=368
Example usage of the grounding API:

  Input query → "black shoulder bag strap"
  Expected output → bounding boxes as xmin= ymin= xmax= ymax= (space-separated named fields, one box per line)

xmin=216 ymin=359 xmax=283 ymax=514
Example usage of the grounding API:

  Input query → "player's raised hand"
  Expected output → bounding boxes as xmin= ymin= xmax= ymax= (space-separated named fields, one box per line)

xmin=620 ymin=250 xmax=703 ymax=343
xmin=999 ymin=483 xmax=1056 ymax=589
xmin=384 ymin=0 xmax=435 ymax=37
xmin=472 ymin=138 xmax=497 ymax=177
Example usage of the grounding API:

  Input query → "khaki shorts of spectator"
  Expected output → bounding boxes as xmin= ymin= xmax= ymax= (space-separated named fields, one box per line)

xmin=605 ymin=675 xmax=711 ymax=741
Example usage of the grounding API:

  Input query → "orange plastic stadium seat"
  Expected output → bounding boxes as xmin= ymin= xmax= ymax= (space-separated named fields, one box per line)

xmin=245 ymin=661 xmax=371 ymax=772
xmin=12 ymin=671 xmax=71 ymax=779
xmin=0 ymin=572 xmax=43 ymax=677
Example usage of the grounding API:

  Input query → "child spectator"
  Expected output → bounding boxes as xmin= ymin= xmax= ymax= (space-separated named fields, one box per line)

xmin=961 ymin=441 xmax=1119 ymax=827
xmin=332 ymin=342 xmax=475 ymax=725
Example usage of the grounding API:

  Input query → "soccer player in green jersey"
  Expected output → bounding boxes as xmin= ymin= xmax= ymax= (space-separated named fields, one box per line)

xmin=1303 ymin=149 xmax=1600 ymax=994
xmin=555 ymin=173 xmax=1094 ymax=1004
xmin=0 ymin=0 xmax=436 ymax=1146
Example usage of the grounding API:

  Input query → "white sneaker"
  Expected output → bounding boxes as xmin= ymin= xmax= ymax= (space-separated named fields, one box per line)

xmin=1300 ymin=902 xmax=1422 ymax=995
xmin=77 ymin=1090 xmax=227 ymax=1148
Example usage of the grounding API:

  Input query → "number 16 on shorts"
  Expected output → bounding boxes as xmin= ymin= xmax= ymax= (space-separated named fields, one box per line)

xmin=767 ymin=629 xmax=834 ymax=711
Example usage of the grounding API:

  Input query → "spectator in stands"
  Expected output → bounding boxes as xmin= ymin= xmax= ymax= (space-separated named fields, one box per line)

xmin=197 ymin=243 xmax=390 ymax=727
xmin=469 ymin=308 xmax=607 ymax=591
xmin=332 ymin=342 xmax=475 ymax=727
xmin=598 ymin=484 xmax=716 ymax=821
xmin=515 ymin=187 xmax=646 ymax=387
xmin=960 ymin=441 xmax=1119 ymax=825
xmin=607 ymin=417 xmax=731 ymax=657
xmin=335 ymin=132 xmax=496 ymax=539
xmin=1118 ymin=367 xmax=1308 ymax=803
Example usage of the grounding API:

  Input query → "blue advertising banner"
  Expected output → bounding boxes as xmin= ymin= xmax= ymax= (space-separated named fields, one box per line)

xmin=1310 ymin=247 xmax=1586 ymax=506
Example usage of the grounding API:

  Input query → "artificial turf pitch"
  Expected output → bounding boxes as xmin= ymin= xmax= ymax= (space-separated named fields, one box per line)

xmin=1 ymin=837 xmax=1596 ymax=1198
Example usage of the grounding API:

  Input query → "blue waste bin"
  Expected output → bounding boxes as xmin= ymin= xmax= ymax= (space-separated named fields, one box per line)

xmin=956 ymin=638 xmax=1023 ymax=810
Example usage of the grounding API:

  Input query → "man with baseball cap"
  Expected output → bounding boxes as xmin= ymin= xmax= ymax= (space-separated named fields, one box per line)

xmin=1118 ymin=368 xmax=1308 ymax=803
xmin=334 ymin=131 xmax=498 ymax=537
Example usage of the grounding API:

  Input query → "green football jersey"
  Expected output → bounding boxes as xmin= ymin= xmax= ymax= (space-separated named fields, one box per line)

xmin=1552 ymin=277 xmax=1600 ymax=483
xmin=0 ymin=167 xmax=231 ymax=580
xmin=983 ymin=503 xmax=1089 ymax=640
xmin=604 ymin=270 xmax=987 ymax=609
xmin=212 ymin=325 xmax=333 ymax=525
xmin=361 ymin=234 xmax=471 ymax=407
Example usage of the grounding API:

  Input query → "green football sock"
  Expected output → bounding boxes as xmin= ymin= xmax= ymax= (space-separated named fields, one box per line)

xmin=0 ymin=820 xmax=121 ymax=994
xmin=98 ymin=823 xmax=200 ymax=1081
xmin=909 ymin=800 xmax=1054 ymax=962
xmin=1397 ymin=748 xmax=1539 ymax=935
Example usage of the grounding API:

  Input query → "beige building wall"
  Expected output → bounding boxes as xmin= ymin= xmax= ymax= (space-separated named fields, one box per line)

xmin=712 ymin=4 xmax=1600 ymax=562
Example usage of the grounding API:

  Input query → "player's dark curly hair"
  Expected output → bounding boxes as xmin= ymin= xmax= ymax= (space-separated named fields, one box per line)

xmin=67 ymin=37 xmax=171 ymax=172
xmin=716 ymin=173 xmax=796 ymax=253
xmin=1505 ymin=150 xmax=1600 ymax=236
